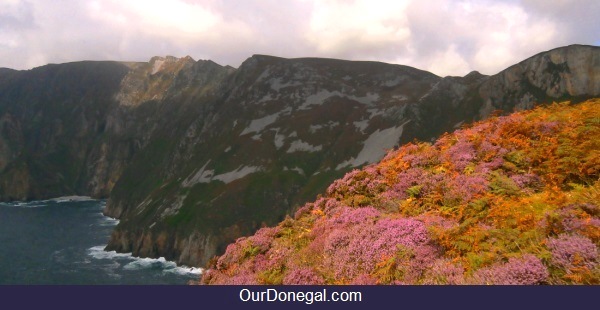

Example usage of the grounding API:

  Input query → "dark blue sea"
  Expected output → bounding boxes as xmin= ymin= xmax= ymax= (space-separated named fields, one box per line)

xmin=0 ymin=197 xmax=201 ymax=284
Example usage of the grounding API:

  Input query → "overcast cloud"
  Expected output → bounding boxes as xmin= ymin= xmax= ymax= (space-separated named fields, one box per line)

xmin=0 ymin=0 xmax=598 ymax=76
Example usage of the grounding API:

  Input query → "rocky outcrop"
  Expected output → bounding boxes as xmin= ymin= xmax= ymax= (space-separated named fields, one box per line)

xmin=102 ymin=54 xmax=445 ymax=266
xmin=105 ymin=45 xmax=600 ymax=268
xmin=478 ymin=44 xmax=600 ymax=114
xmin=1 ymin=45 xmax=599 ymax=268
xmin=0 ymin=57 xmax=233 ymax=201
xmin=201 ymin=98 xmax=600 ymax=285
xmin=402 ymin=45 xmax=600 ymax=144
xmin=0 ymin=61 xmax=131 ymax=200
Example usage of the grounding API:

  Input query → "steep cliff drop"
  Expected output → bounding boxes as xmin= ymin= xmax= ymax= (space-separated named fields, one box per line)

xmin=105 ymin=45 xmax=600 ymax=268
xmin=1 ymin=45 xmax=599 ymax=269
xmin=201 ymin=98 xmax=600 ymax=285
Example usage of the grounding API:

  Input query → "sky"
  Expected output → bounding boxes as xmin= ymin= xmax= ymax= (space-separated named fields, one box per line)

xmin=0 ymin=0 xmax=598 ymax=76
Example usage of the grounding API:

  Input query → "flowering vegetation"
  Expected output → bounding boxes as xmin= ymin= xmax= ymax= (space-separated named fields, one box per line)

xmin=201 ymin=99 xmax=600 ymax=285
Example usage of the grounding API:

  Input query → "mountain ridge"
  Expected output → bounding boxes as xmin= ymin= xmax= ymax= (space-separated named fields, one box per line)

xmin=0 ymin=45 xmax=598 ymax=267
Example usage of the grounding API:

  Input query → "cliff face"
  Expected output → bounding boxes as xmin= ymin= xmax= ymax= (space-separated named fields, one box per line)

xmin=104 ymin=45 xmax=600 ymax=268
xmin=201 ymin=98 xmax=600 ymax=285
xmin=402 ymin=45 xmax=600 ymax=144
xmin=477 ymin=44 xmax=600 ymax=114
xmin=1 ymin=45 xmax=599 ymax=268
xmin=0 ymin=57 xmax=233 ymax=201
xmin=100 ymin=57 xmax=234 ymax=219
xmin=0 ymin=61 xmax=131 ymax=200
xmin=104 ymin=55 xmax=442 ymax=265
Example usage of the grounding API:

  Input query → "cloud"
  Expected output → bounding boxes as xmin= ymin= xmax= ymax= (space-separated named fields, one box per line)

xmin=305 ymin=0 xmax=412 ymax=59
xmin=388 ymin=0 xmax=559 ymax=75
xmin=426 ymin=45 xmax=471 ymax=77
xmin=0 ymin=0 xmax=34 ymax=50
xmin=83 ymin=0 xmax=313 ymax=66
xmin=85 ymin=1 xmax=259 ymax=61
xmin=0 ymin=0 xmax=597 ymax=76
xmin=300 ymin=0 xmax=565 ymax=75
xmin=522 ymin=0 xmax=600 ymax=42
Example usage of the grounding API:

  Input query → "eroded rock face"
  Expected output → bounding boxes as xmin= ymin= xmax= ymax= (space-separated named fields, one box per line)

xmin=478 ymin=45 xmax=600 ymax=115
xmin=0 ymin=61 xmax=131 ymax=200
xmin=116 ymin=56 xmax=225 ymax=106
xmin=0 ymin=57 xmax=233 ymax=201
xmin=103 ymin=55 xmax=445 ymax=267
xmin=1 ymin=45 xmax=599 ymax=268
xmin=104 ymin=45 xmax=600 ymax=268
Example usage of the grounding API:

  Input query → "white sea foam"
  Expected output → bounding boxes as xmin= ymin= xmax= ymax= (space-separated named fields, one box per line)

xmin=87 ymin=246 xmax=203 ymax=276
xmin=50 ymin=196 xmax=94 ymax=203
xmin=123 ymin=257 xmax=172 ymax=270
xmin=88 ymin=246 xmax=134 ymax=260
xmin=0 ymin=201 xmax=45 ymax=208
xmin=97 ymin=213 xmax=120 ymax=226
xmin=164 ymin=266 xmax=204 ymax=276
xmin=1 ymin=197 xmax=103 ymax=208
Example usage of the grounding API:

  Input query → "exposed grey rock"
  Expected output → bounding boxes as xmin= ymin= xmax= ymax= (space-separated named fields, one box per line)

xmin=0 ymin=44 xmax=598 ymax=267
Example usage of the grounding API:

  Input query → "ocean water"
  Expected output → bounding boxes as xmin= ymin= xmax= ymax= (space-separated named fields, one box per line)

xmin=0 ymin=198 xmax=202 ymax=284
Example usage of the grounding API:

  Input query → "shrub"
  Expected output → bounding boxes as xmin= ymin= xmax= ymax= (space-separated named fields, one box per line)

xmin=323 ymin=217 xmax=431 ymax=280
xmin=546 ymin=234 xmax=598 ymax=270
xmin=283 ymin=268 xmax=325 ymax=285
xmin=471 ymin=254 xmax=549 ymax=285
xmin=445 ymin=140 xmax=476 ymax=172
xmin=422 ymin=259 xmax=465 ymax=285
xmin=329 ymin=206 xmax=381 ymax=226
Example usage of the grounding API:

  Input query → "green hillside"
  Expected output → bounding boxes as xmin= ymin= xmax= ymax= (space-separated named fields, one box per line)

xmin=201 ymin=99 xmax=600 ymax=285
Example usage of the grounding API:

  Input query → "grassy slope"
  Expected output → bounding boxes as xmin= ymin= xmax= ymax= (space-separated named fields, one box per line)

xmin=201 ymin=99 xmax=600 ymax=285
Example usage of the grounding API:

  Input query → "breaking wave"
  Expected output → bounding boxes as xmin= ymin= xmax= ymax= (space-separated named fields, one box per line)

xmin=0 ymin=201 xmax=45 ymax=208
xmin=0 ymin=196 xmax=98 ymax=208
xmin=49 ymin=196 xmax=95 ymax=203
xmin=87 ymin=246 xmax=203 ymax=276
